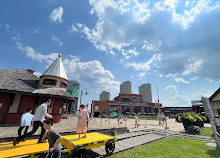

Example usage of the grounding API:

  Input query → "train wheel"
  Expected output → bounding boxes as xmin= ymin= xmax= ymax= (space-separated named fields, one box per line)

xmin=73 ymin=146 xmax=87 ymax=158
xmin=105 ymin=140 xmax=115 ymax=154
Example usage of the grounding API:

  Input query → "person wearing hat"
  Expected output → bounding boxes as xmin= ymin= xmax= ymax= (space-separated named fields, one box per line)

xmin=13 ymin=98 xmax=53 ymax=146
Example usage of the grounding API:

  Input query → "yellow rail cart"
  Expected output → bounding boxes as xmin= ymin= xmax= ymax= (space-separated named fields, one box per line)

xmin=61 ymin=132 xmax=117 ymax=157
xmin=0 ymin=132 xmax=116 ymax=158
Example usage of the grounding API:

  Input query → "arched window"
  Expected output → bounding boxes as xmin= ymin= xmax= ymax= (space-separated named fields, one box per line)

xmin=43 ymin=79 xmax=57 ymax=86
xmin=60 ymin=81 xmax=67 ymax=88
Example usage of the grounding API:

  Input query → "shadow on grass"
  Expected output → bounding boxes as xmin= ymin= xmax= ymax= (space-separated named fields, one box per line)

xmin=206 ymin=147 xmax=220 ymax=157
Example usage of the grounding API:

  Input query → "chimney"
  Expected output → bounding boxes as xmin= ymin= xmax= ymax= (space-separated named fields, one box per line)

xmin=27 ymin=69 xmax=35 ymax=74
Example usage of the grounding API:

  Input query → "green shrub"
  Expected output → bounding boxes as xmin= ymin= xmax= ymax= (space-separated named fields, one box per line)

xmin=178 ymin=116 xmax=182 ymax=122
xmin=186 ymin=126 xmax=201 ymax=135
xmin=197 ymin=116 xmax=203 ymax=122
xmin=202 ymin=116 xmax=207 ymax=121
xmin=186 ymin=116 xmax=197 ymax=122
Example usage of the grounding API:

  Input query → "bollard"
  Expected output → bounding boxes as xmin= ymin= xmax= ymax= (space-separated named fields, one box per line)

xmin=108 ymin=116 xmax=110 ymax=124
xmin=118 ymin=118 xmax=119 ymax=126
xmin=125 ymin=116 xmax=127 ymax=126
xmin=145 ymin=117 xmax=147 ymax=128
xmin=101 ymin=117 xmax=102 ymax=123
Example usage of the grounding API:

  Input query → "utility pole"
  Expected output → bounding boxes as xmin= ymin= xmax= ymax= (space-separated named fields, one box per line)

xmin=157 ymin=85 xmax=161 ymax=125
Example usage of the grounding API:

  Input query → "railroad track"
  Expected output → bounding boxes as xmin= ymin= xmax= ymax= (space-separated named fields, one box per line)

xmin=94 ymin=129 xmax=215 ymax=157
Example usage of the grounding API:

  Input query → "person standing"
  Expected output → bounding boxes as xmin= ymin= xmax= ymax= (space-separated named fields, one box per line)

xmin=17 ymin=109 xmax=34 ymax=140
xmin=85 ymin=103 xmax=89 ymax=128
xmin=76 ymin=104 xmax=89 ymax=139
xmin=161 ymin=112 xmax=165 ymax=125
xmin=134 ymin=114 xmax=139 ymax=128
xmin=13 ymin=98 xmax=53 ymax=146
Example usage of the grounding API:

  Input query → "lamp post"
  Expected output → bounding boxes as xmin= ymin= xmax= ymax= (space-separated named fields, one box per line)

xmin=78 ymin=88 xmax=88 ymax=111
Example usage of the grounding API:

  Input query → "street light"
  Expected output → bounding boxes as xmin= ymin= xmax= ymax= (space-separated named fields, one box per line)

xmin=79 ymin=88 xmax=88 ymax=106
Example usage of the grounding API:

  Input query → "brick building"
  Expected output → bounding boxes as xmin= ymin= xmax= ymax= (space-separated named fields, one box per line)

xmin=0 ymin=54 xmax=76 ymax=124
xmin=92 ymin=93 xmax=162 ymax=116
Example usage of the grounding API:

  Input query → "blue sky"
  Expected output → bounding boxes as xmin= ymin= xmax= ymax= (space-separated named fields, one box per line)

xmin=0 ymin=0 xmax=220 ymax=107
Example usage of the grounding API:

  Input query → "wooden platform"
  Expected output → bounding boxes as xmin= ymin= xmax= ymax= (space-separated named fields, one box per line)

xmin=62 ymin=132 xmax=116 ymax=151
xmin=0 ymin=133 xmax=116 ymax=158
xmin=0 ymin=139 xmax=48 ymax=158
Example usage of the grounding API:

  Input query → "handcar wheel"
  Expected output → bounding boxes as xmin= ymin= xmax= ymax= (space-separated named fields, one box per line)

xmin=73 ymin=146 xmax=87 ymax=158
xmin=105 ymin=140 xmax=115 ymax=154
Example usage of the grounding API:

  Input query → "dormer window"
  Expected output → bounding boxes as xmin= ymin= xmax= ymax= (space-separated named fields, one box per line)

xmin=60 ymin=81 xmax=67 ymax=88
xmin=43 ymin=79 xmax=57 ymax=86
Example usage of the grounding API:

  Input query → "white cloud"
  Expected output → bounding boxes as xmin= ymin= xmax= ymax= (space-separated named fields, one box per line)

xmin=33 ymin=30 xmax=38 ymax=34
xmin=16 ymin=42 xmax=58 ymax=64
xmin=174 ymin=77 xmax=190 ymax=84
xmin=49 ymin=7 xmax=64 ymax=23
xmin=63 ymin=56 xmax=120 ymax=93
xmin=108 ymin=51 xmax=116 ymax=56
xmin=190 ymin=76 xmax=199 ymax=81
xmin=71 ymin=0 xmax=220 ymax=80
xmin=163 ymin=94 xmax=192 ymax=107
xmin=121 ymin=48 xmax=139 ymax=59
xmin=5 ymin=24 xmax=10 ymax=29
xmin=33 ymin=71 xmax=42 ymax=77
xmin=71 ymin=25 xmax=78 ymax=32
xmin=124 ymin=54 xmax=161 ymax=71
xmin=52 ymin=35 xmax=63 ymax=46
xmin=138 ymin=72 xmax=146 ymax=79
xmin=185 ymin=0 xmax=190 ymax=7
xmin=164 ymin=85 xmax=178 ymax=93
xmin=17 ymin=43 xmax=120 ymax=93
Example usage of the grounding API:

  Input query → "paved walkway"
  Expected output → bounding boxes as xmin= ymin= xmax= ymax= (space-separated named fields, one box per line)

xmin=93 ymin=117 xmax=185 ymax=132
xmin=0 ymin=117 xmax=211 ymax=139
xmin=0 ymin=117 xmax=111 ymax=139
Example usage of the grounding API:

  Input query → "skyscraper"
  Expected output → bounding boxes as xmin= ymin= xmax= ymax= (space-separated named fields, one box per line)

xmin=120 ymin=81 xmax=131 ymax=94
xmin=139 ymin=83 xmax=152 ymax=103
xmin=100 ymin=91 xmax=110 ymax=101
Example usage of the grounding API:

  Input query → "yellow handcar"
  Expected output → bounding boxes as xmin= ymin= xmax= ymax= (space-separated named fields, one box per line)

xmin=0 ymin=132 xmax=116 ymax=158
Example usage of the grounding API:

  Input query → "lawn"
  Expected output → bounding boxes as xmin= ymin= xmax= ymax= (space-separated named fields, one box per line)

xmin=199 ymin=127 xmax=213 ymax=137
xmin=110 ymin=137 xmax=220 ymax=158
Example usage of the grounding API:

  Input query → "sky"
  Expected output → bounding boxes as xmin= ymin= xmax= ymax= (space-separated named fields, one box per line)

xmin=0 ymin=0 xmax=220 ymax=107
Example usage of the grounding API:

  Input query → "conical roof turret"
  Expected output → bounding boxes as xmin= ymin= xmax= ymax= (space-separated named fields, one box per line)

xmin=41 ymin=53 xmax=68 ymax=81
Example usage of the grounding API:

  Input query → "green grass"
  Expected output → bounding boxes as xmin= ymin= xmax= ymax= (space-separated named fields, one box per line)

xmin=110 ymin=137 xmax=220 ymax=158
xmin=199 ymin=127 xmax=213 ymax=137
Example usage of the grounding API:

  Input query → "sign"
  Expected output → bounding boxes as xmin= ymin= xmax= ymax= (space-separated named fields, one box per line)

xmin=67 ymin=89 xmax=79 ymax=97
xmin=95 ymin=106 xmax=99 ymax=110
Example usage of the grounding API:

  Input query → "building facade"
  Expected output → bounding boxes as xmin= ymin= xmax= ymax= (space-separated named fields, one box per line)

xmin=120 ymin=81 xmax=131 ymax=94
xmin=93 ymin=93 xmax=162 ymax=116
xmin=210 ymin=87 xmax=220 ymax=116
xmin=100 ymin=91 xmax=110 ymax=101
xmin=0 ymin=54 xmax=76 ymax=124
xmin=139 ymin=83 xmax=152 ymax=103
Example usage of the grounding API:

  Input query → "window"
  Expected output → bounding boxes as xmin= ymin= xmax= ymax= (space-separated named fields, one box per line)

xmin=144 ymin=106 xmax=152 ymax=113
xmin=133 ymin=97 xmax=141 ymax=103
xmin=133 ymin=106 xmax=141 ymax=113
xmin=122 ymin=105 xmax=130 ymax=114
xmin=60 ymin=81 xmax=67 ymax=88
xmin=43 ymin=79 xmax=57 ymax=86
xmin=109 ymin=105 xmax=118 ymax=113
xmin=122 ymin=97 xmax=130 ymax=102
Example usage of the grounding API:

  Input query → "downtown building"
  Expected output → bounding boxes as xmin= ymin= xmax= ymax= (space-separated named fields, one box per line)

xmin=0 ymin=54 xmax=77 ymax=124
xmin=139 ymin=83 xmax=152 ymax=103
xmin=120 ymin=81 xmax=131 ymax=94
xmin=100 ymin=91 xmax=110 ymax=101
xmin=92 ymin=81 xmax=162 ymax=117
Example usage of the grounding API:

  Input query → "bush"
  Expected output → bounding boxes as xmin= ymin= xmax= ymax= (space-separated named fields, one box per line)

xmin=186 ymin=126 xmax=201 ymax=135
